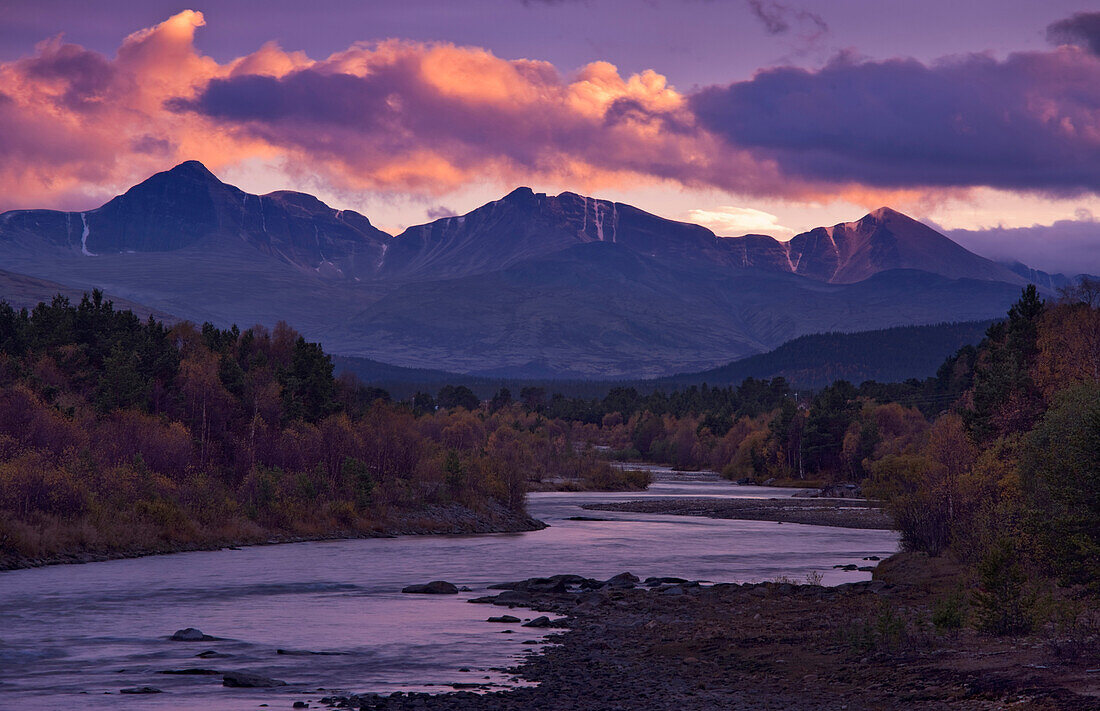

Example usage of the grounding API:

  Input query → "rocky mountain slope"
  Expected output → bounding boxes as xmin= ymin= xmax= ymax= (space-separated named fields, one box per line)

xmin=0 ymin=162 xmax=1068 ymax=377
xmin=733 ymin=207 xmax=1026 ymax=284
xmin=0 ymin=161 xmax=390 ymax=279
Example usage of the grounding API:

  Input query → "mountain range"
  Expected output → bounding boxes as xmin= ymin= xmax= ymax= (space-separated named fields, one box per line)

xmin=0 ymin=161 xmax=1084 ymax=378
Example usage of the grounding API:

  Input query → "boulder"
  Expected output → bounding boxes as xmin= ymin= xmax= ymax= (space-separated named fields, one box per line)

xmin=660 ymin=585 xmax=686 ymax=596
xmin=487 ymin=615 xmax=521 ymax=623
xmin=170 ymin=628 xmax=216 ymax=642
xmin=575 ymin=591 xmax=605 ymax=606
xmin=522 ymin=616 xmax=551 ymax=628
xmin=491 ymin=590 xmax=531 ymax=606
xmin=605 ymin=572 xmax=639 ymax=588
xmin=467 ymin=595 xmax=497 ymax=604
xmin=489 ymin=574 xmax=589 ymax=593
xmin=872 ymin=551 xmax=966 ymax=594
xmin=644 ymin=577 xmax=690 ymax=587
xmin=120 ymin=687 xmax=162 ymax=694
xmin=222 ymin=671 xmax=287 ymax=688
xmin=401 ymin=581 xmax=459 ymax=594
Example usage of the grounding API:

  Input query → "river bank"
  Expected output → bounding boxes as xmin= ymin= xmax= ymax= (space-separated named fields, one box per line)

xmin=584 ymin=496 xmax=893 ymax=530
xmin=0 ymin=471 xmax=901 ymax=709
xmin=0 ymin=503 xmax=545 ymax=572
xmin=320 ymin=569 xmax=1100 ymax=710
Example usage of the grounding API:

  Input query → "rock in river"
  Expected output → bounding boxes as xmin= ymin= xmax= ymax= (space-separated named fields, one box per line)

xmin=120 ymin=686 xmax=162 ymax=694
xmin=487 ymin=615 xmax=521 ymax=623
xmin=522 ymin=616 xmax=552 ymax=628
xmin=222 ymin=671 xmax=287 ymax=688
xmin=491 ymin=590 xmax=532 ymax=606
xmin=401 ymin=581 xmax=459 ymax=594
xmin=170 ymin=627 xmax=217 ymax=641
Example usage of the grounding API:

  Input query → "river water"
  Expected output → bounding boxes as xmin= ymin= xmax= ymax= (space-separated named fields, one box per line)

xmin=0 ymin=470 xmax=898 ymax=710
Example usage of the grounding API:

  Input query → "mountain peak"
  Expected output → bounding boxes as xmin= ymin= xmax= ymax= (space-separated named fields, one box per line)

xmin=785 ymin=206 xmax=1024 ymax=284
xmin=162 ymin=160 xmax=220 ymax=183
xmin=867 ymin=206 xmax=902 ymax=220
xmin=501 ymin=186 xmax=537 ymax=203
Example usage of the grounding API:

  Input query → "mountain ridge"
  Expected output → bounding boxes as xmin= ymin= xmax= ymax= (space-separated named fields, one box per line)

xmin=0 ymin=161 xmax=391 ymax=280
xmin=0 ymin=161 xmax=1069 ymax=288
xmin=0 ymin=161 xmax=1081 ymax=378
xmin=722 ymin=207 xmax=1028 ymax=285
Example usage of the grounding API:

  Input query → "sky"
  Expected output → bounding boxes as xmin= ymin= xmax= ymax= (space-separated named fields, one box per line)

xmin=1 ymin=0 xmax=1099 ymax=273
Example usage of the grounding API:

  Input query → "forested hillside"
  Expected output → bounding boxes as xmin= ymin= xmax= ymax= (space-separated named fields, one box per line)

xmin=3 ymin=281 xmax=1096 ymax=612
xmin=661 ymin=321 xmax=993 ymax=389
xmin=516 ymin=281 xmax=1099 ymax=628
xmin=335 ymin=320 xmax=993 ymax=399
xmin=0 ymin=292 xmax=631 ymax=568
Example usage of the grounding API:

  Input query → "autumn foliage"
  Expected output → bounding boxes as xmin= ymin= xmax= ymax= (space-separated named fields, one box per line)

xmin=529 ymin=283 xmax=1100 ymax=600
xmin=0 ymin=292 xmax=617 ymax=566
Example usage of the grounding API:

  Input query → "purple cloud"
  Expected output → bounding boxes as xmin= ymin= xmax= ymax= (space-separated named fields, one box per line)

xmin=747 ymin=1 xmax=827 ymax=39
xmin=426 ymin=205 xmax=456 ymax=219
xmin=691 ymin=48 xmax=1100 ymax=193
xmin=20 ymin=40 xmax=116 ymax=111
xmin=1047 ymin=11 xmax=1100 ymax=56
xmin=948 ymin=213 xmax=1100 ymax=276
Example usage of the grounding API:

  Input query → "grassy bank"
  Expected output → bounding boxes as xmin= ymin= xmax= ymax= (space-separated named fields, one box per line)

xmin=0 ymin=502 xmax=544 ymax=571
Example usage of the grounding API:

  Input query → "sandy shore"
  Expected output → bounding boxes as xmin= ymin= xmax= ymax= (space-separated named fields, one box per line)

xmin=583 ymin=497 xmax=894 ymax=530
xmin=319 ymin=571 xmax=1100 ymax=710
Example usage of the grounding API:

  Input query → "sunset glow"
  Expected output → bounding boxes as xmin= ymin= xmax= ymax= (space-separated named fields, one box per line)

xmin=0 ymin=2 xmax=1098 ymax=272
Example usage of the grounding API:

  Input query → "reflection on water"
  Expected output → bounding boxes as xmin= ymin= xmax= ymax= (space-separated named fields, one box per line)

xmin=0 ymin=469 xmax=898 ymax=710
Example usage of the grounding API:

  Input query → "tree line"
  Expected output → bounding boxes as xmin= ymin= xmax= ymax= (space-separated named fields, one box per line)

xmin=0 ymin=291 xmax=630 ymax=565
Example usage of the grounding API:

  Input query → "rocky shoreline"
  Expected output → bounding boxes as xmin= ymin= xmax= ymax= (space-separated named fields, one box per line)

xmin=583 ymin=497 xmax=894 ymax=530
xmin=0 ymin=504 xmax=546 ymax=572
xmin=316 ymin=568 xmax=1100 ymax=710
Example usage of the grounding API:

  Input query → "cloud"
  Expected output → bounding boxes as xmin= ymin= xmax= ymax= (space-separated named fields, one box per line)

xmin=746 ymin=1 xmax=827 ymax=41
xmin=426 ymin=205 xmax=457 ymax=219
xmin=168 ymin=40 xmax=784 ymax=197
xmin=0 ymin=11 xmax=800 ymax=209
xmin=0 ymin=10 xmax=1098 ymax=214
xmin=947 ymin=213 xmax=1100 ymax=276
xmin=692 ymin=46 xmax=1100 ymax=194
xmin=687 ymin=205 xmax=793 ymax=236
xmin=1047 ymin=11 xmax=1100 ymax=56
xmin=0 ymin=10 xmax=270 ymax=209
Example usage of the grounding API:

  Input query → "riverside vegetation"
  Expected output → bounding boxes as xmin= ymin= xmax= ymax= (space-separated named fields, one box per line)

xmin=336 ymin=281 xmax=1098 ymax=710
xmin=2 ymin=285 xmax=1098 ymax=708
xmin=515 ymin=281 xmax=1099 ymax=641
xmin=2 ymin=281 xmax=1097 ymax=637
xmin=0 ymin=292 xmax=635 ymax=568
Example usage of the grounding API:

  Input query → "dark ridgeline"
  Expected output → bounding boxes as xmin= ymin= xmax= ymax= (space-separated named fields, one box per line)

xmin=1 ymin=161 xmax=1087 ymax=379
xmin=0 ymin=161 xmax=391 ymax=278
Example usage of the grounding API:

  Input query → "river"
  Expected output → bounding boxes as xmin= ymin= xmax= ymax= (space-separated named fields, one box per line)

xmin=0 ymin=469 xmax=898 ymax=710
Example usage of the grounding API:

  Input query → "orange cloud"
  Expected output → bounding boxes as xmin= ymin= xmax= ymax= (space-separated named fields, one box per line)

xmin=0 ymin=9 xmax=1005 ymax=213
xmin=0 ymin=11 xmax=275 ymax=209
xmin=0 ymin=10 xmax=809 ymax=211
